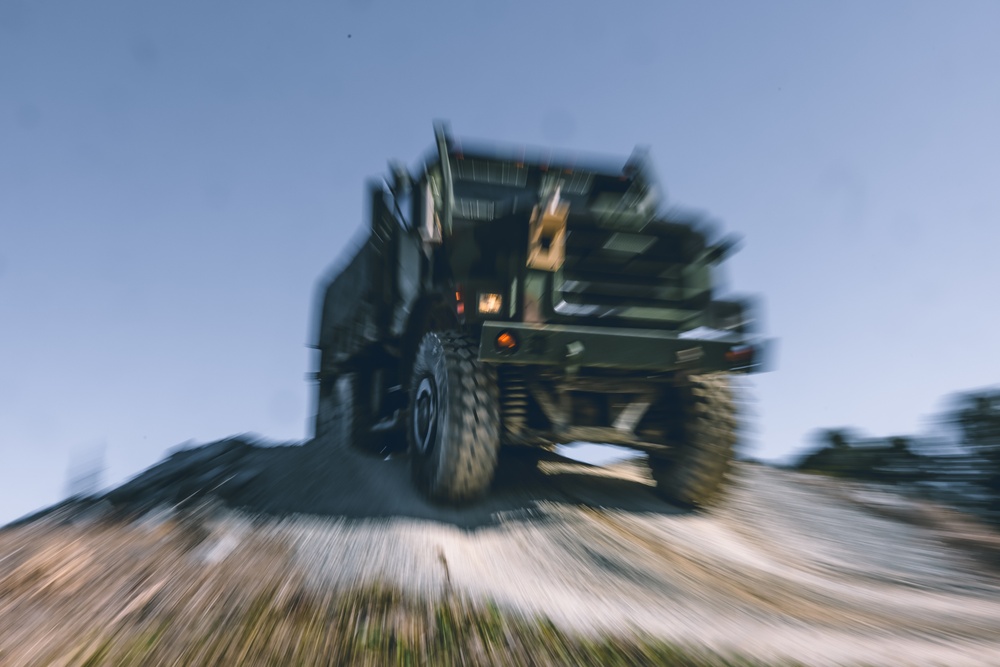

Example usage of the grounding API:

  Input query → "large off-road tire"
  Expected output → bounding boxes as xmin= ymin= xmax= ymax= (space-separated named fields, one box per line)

xmin=645 ymin=373 xmax=737 ymax=509
xmin=317 ymin=372 xmax=382 ymax=453
xmin=407 ymin=331 xmax=501 ymax=503
xmin=314 ymin=376 xmax=339 ymax=442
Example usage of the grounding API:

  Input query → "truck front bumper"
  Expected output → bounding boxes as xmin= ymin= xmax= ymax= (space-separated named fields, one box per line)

xmin=478 ymin=321 xmax=770 ymax=374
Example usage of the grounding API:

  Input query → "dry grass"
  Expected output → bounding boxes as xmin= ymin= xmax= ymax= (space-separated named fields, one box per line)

xmin=0 ymin=506 xmax=770 ymax=667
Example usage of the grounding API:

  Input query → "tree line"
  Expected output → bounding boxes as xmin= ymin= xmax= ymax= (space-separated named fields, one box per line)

xmin=793 ymin=387 xmax=1000 ymax=524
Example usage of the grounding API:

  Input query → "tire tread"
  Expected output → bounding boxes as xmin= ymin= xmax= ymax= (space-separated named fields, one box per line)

xmin=648 ymin=373 xmax=736 ymax=508
xmin=409 ymin=331 xmax=500 ymax=503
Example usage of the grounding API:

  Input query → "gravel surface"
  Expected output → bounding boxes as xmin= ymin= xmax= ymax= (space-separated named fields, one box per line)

xmin=4 ymin=433 xmax=1000 ymax=666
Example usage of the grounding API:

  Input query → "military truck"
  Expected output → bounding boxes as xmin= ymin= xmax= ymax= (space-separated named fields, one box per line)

xmin=312 ymin=123 xmax=769 ymax=507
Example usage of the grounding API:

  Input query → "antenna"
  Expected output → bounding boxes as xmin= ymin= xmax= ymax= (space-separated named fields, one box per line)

xmin=433 ymin=121 xmax=454 ymax=236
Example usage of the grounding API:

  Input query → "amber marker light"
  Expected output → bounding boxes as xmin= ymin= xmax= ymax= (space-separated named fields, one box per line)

xmin=495 ymin=330 xmax=518 ymax=353
xmin=725 ymin=346 xmax=754 ymax=364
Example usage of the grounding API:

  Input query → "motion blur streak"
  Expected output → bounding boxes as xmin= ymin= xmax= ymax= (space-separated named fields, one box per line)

xmin=2 ymin=435 xmax=1000 ymax=666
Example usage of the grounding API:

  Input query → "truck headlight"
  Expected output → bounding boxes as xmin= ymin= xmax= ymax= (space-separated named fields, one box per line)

xmin=478 ymin=292 xmax=503 ymax=315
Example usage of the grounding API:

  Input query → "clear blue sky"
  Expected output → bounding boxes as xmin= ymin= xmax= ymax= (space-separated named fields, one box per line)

xmin=2 ymin=1 xmax=999 ymax=524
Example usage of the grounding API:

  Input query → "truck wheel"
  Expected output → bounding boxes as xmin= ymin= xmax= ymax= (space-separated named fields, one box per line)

xmin=314 ymin=376 xmax=339 ymax=442
xmin=646 ymin=373 xmax=737 ymax=508
xmin=407 ymin=331 xmax=500 ymax=503
xmin=337 ymin=372 xmax=382 ymax=453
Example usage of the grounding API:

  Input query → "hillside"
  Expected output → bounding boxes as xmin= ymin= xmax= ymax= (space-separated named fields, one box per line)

xmin=3 ymin=436 xmax=1000 ymax=666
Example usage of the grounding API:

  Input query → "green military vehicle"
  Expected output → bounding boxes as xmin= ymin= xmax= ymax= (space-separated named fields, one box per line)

xmin=312 ymin=124 xmax=769 ymax=507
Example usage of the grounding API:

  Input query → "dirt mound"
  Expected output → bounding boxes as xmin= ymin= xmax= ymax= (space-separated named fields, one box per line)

xmin=5 ymin=436 xmax=1000 ymax=666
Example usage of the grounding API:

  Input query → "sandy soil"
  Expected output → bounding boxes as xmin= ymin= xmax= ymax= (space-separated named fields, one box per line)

xmin=4 ymin=433 xmax=1000 ymax=666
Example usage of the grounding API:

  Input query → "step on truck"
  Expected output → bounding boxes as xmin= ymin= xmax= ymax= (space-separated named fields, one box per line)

xmin=312 ymin=123 xmax=771 ymax=507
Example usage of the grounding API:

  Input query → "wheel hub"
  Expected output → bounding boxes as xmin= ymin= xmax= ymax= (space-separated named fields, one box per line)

xmin=413 ymin=376 xmax=437 ymax=454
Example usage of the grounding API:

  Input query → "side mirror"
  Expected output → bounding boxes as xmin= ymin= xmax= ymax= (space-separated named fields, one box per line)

xmin=388 ymin=160 xmax=411 ymax=196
